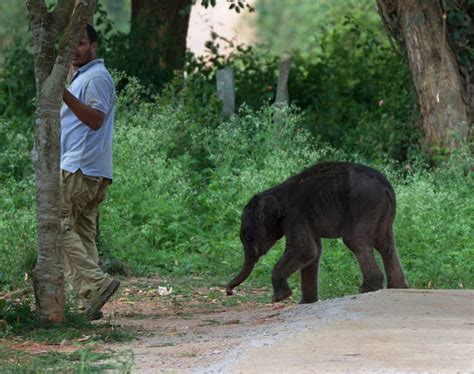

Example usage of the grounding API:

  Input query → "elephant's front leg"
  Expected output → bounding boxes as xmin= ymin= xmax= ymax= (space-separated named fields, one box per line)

xmin=271 ymin=258 xmax=293 ymax=302
xmin=299 ymin=238 xmax=322 ymax=304
xmin=271 ymin=225 xmax=316 ymax=303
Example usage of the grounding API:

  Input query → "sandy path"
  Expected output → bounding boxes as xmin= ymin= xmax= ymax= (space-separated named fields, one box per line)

xmin=106 ymin=288 xmax=474 ymax=373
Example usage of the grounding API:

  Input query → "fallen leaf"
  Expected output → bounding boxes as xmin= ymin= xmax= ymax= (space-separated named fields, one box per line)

xmin=76 ymin=336 xmax=90 ymax=342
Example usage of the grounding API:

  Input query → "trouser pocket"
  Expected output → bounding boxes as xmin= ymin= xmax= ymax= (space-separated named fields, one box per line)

xmin=60 ymin=170 xmax=103 ymax=231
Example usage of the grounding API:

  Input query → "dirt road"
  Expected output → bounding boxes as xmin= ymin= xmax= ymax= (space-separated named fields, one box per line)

xmin=107 ymin=286 xmax=474 ymax=373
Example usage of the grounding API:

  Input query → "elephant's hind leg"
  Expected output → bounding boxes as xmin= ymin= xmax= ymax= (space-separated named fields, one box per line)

xmin=343 ymin=235 xmax=384 ymax=293
xmin=375 ymin=226 xmax=408 ymax=289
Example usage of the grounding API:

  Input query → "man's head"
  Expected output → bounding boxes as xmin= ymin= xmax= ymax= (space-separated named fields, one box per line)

xmin=72 ymin=24 xmax=97 ymax=68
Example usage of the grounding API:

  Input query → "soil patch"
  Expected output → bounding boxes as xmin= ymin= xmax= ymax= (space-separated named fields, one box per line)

xmin=101 ymin=279 xmax=474 ymax=373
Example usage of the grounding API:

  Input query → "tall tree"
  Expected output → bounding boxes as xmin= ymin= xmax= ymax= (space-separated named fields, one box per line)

xmin=377 ymin=0 xmax=472 ymax=153
xmin=26 ymin=0 xmax=97 ymax=323
xmin=128 ymin=0 xmax=252 ymax=87
xmin=131 ymin=0 xmax=192 ymax=81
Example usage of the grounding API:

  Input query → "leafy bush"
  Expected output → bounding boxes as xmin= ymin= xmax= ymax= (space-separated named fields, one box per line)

xmin=0 ymin=2 xmax=422 ymax=164
xmin=0 ymin=38 xmax=35 ymax=118
xmin=0 ymin=119 xmax=34 ymax=181
xmin=186 ymin=14 xmax=420 ymax=163
xmin=97 ymin=91 xmax=472 ymax=296
xmin=0 ymin=177 xmax=36 ymax=290
xmin=187 ymin=43 xmax=280 ymax=110
xmin=0 ymin=86 xmax=472 ymax=299
xmin=395 ymin=149 xmax=474 ymax=289
xmin=289 ymin=15 xmax=421 ymax=162
xmin=101 ymin=99 xmax=343 ymax=275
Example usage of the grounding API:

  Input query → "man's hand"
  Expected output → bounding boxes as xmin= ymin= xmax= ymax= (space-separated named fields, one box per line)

xmin=63 ymin=89 xmax=105 ymax=131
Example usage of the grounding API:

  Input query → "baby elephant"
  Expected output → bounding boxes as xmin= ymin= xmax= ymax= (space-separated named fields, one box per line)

xmin=226 ymin=162 xmax=408 ymax=303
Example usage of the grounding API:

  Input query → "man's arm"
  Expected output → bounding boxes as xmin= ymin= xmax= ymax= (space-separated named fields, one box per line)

xmin=63 ymin=89 xmax=105 ymax=131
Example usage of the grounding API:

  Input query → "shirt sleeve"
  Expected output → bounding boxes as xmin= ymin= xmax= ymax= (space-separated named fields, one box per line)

xmin=84 ymin=75 xmax=114 ymax=114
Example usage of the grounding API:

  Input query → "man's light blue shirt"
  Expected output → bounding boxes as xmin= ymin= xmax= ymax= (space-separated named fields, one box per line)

xmin=61 ymin=58 xmax=116 ymax=179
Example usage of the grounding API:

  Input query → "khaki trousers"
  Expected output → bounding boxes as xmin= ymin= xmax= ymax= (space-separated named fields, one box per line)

xmin=60 ymin=169 xmax=113 ymax=309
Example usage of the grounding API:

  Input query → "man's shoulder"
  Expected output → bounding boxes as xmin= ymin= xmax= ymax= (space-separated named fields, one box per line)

xmin=81 ymin=59 xmax=111 ymax=76
xmin=83 ymin=65 xmax=114 ymax=88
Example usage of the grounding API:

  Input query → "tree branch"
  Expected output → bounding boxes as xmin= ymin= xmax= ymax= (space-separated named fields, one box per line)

xmin=26 ymin=0 xmax=49 ymax=43
xmin=26 ymin=0 xmax=48 ymax=16
xmin=376 ymin=0 xmax=405 ymax=50
xmin=26 ymin=0 xmax=56 ymax=90
xmin=48 ymin=0 xmax=97 ymax=94
xmin=52 ymin=0 xmax=76 ymax=33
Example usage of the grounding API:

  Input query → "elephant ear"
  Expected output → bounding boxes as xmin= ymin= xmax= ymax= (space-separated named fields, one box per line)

xmin=257 ymin=195 xmax=282 ymax=233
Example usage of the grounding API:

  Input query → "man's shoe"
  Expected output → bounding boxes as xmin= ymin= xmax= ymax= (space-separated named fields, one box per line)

xmin=85 ymin=279 xmax=120 ymax=318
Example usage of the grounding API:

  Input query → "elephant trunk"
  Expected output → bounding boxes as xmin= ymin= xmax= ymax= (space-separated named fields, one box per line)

xmin=226 ymin=255 xmax=256 ymax=295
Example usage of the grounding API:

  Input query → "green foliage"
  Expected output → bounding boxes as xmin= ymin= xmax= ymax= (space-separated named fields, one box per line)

xmin=289 ymin=15 xmax=421 ymax=162
xmin=100 ymin=0 xmax=131 ymax=33
xmin=1 ymin=290 xmax=135 ymax=349
xmin=99 ymin=97 xmax=347 ymax=277
xmin=96 ymin=91 xmax=472 ymax=296
xmin=0 ymin=38 xmax=35 ymax=118
xmin=0 ymin=0 xmax=471 ymax=315
xmin=445 ymin=0 xmax=474 ymax=69
xmin=99 ymin=29 xmax=174 ymax=92
xmin=0 ymin=1 xmax=422 ymax=162
xmin=0 ymin=77 xmax=473 ymax=303
xmin=188 ymin=43 xmax=280 ymax=110
xmin=0 ymin=1 xmax=30 ymax=52
xmin=0 ymin=119 xmax=34 ymax=180
xmin=185 ymin=5 xmax=420 ymax=162
xmin=396 ymin=155 xmax=473 ymax=289
xmin=0 ymin=177 xmax=36 ymax=290
xmin=0 ymin=118 xmax=36 ymax=289
xmin=253 ymin=0 xmax=379 ymax=56
xmin=0 ymin=344 xmax=133 ymax=373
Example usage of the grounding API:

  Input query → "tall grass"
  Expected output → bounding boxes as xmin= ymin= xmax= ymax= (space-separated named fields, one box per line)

xmin=0 ymin=91 xmax=472 ymax=299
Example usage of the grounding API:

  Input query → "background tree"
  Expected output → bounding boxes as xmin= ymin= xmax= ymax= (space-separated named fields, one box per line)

xmin=129 ymin=0 xmax=192 ymax=84
xmin=377 ymin=0 xmax=472 ymax=154
xmin=26 ymin=0 xmax=97 ymax=323
xmin=122 ymin=0 xmax=252 ymax=88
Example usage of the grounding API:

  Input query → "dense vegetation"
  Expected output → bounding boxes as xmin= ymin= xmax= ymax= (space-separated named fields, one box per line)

xmin=0 ymin=1 xmax=472 ymax=306
xmin=1 ymin=74 xmax=472 ymax=301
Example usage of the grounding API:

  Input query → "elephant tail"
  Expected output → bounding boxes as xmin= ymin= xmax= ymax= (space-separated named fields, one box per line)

xmin=384 ymin=184 xmax=396 ymax=220
xmin=375 ymin=187 xmax=397 ymax=255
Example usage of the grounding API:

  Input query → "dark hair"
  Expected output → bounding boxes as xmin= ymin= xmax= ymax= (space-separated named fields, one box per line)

xmin=85 ymin=24 xmax=97 ymax=43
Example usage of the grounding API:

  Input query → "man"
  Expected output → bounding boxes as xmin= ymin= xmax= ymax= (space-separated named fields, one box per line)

xmin=60 ymin=24 xmax=119 ymax=320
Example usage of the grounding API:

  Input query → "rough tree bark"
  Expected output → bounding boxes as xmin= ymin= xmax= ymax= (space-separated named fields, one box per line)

xmin=26 ymin=0 xmax=97 ymax=324
xmin=377 ymin=0 xmax=470 ymax=153
xmin=131 ymin=0 xmax=192 ymax=72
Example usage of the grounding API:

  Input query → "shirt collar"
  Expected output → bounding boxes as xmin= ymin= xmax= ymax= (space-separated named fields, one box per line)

xmin=77 ymin=58 xmax=104 ymax=74
xmin=71 ymin=58 xmax=104 ymax=83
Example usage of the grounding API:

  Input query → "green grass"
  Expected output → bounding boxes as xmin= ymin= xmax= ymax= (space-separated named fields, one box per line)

xmin=1 ymin=101 xmax=472 ymax=316
xmin=0 ymin=294 xmax=135 ymax=372
xmin=0 ymin=344 xmax=133 ymax=373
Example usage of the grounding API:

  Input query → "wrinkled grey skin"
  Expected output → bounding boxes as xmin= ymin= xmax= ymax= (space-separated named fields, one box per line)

xmin=226 ymin=162 xmax=408 ymax=303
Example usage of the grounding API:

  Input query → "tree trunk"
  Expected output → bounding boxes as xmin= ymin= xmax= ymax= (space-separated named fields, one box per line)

xmin=31 ymin=97 xmax=64 ymax=324
xmin=27 ymin=0 xmax=97 ymax=324
xmin=131 ymin=0 xmax=192 ymax=72
xmin=377 ymin=0 xmax=470 ymax=153
xmin=275 ymin=55 xmax=292 ymax=105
